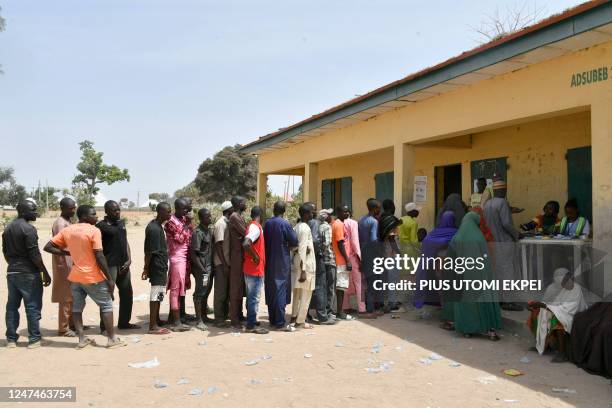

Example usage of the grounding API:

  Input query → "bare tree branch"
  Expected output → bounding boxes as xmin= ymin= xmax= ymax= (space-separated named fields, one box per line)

xmin=471 ymin=1 xmax=546 ymax=44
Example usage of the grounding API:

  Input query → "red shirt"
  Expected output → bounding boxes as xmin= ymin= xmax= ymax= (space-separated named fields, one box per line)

xmin=243 ymin=221 xmax=265 ymax=277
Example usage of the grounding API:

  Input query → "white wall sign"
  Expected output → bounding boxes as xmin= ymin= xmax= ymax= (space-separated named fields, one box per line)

xmin=414 ymin=176 xmax=427 ymax=203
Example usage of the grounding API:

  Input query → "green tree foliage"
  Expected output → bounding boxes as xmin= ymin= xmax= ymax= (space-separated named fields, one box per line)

xmin=149 ymin=192 xmax=170 ymax=202
xmin=173 ymin=182 xmax=200 ymax=203
xmin=72 ymin=140 xmax=130 ymax=203
xmin=0 ymin=167 xmax=27 ymax=206
xmin=193 ymin=144 xmax=257 ymax=202
xmin=30 ymin=186 xmax=61 ymax=211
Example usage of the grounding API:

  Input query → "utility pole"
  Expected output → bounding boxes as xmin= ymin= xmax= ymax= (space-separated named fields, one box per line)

xmin=136 ymin=190 xmax=140 ymax=213
xmin=37 ymin=180 xmax=41 ymax=205
xmin=45 ymin=179 xmax=49 ymax=214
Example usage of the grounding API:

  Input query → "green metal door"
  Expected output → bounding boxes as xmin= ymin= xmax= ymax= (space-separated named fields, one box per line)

xmin=375 ymin=172 xmax=394 ymax=203
xmin=567 ymin=146 xmax=592 ymax=222
xmin=321 ymin=179 xmax=334 ymax=210
xmin=340 ymin=177 xmax=352 ymax=211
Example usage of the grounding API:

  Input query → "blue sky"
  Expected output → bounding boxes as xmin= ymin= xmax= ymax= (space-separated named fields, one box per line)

xmin=0 ymin=0 xmax=582 ymax=204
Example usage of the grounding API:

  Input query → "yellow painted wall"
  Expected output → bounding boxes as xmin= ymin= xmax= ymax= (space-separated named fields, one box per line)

xmin=255 ymin=40 xmax=612 ymax=286
xmin=316 ymin=147 xmax=393 ymax=215
xmin=412 ymin=111 xmax=591 ymax=230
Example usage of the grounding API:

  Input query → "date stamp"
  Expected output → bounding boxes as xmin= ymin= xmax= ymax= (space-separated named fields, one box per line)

xmin=0 ymin=387 xmax=76 ymax=402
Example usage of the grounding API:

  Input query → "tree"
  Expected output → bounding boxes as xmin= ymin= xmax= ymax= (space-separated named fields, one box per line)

xmin=471 ymin=1 xmax=544 ymax=43
xmin=72 ymin=140 xmax=130 ymax=204
xmin=149 ymin=192 xmax=170 ymax=202
xmin=0 ymin=167 xmax=27 ymax=206
xmin=119 ymin=198 xmax=129 ymax=209
xmin=193 ymin=144 xmax=257 ymax=202
xmin=30 ymin=185 xmax=61 ymax=211
xmin=173 ymin=182 xmax=199 ymax=202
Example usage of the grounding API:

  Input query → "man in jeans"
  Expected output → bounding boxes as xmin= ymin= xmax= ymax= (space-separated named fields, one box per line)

xmin=97 ymin=200 xmax=139 ymax=332
xmin=45 ymin=205 xmax=126 ymax=349
xmin=242 ymin=206 xmax=268 ymax=334
xmin=3 ymin=200 xmax=52 ymax=349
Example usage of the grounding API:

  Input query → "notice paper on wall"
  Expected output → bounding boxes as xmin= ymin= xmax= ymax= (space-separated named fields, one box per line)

xmin=414 ymin=176 xmax=427 ymax=203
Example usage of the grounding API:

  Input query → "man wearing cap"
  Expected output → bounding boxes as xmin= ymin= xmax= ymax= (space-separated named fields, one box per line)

xmin=483 ymin=178 xmax=522 ymax=311
xmin=213 ymin=201 xmax=233 ymax=325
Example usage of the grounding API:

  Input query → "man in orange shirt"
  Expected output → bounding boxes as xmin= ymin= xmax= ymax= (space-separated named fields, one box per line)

xmin=44 ymin=205 xmax=126 ymax=349
xmin=331 ymin=205 xmax=354 ymax=321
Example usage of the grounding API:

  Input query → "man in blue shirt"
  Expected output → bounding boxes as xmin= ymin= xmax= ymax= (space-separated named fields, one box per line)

xmin=358 ymin=198 xmax=382 ymax=316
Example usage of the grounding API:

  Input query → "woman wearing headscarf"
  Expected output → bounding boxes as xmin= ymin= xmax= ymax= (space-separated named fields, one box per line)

xmin=436 ymin=193 xmax=466 ymax=228
xmin=447 ymin=212 xmax=501 ymax=340
xmin=527 ymin=267 xmax=587 ymax=362
xmin=413 ymin=211 xmax=458 ymax=310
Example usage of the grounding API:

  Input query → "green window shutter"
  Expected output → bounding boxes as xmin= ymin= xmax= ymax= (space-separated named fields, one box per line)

xmin=375 ymin=172 xmax=394 ymax=203
xmin=340 ymin=177 xmax=353 ymax=211
xmin=567 ymin=146 xmax=592 ymax=222
xmin=321 ymin=179 xmax=334 ymax=209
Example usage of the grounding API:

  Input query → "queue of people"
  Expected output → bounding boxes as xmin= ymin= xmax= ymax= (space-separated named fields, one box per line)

xmin=2 ymin=189 xmax=610 ymax=379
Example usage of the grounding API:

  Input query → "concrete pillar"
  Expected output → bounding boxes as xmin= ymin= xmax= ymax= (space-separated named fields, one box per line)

xmin=393 ymin=143 xmax=415 ymax=217
xmin=303 ymin=163 xmax=319 ymax=206
xmin=591 ymin=101 xmax=612 ymax=297
xmin=257 ymin=172 xmax=268 ymax=212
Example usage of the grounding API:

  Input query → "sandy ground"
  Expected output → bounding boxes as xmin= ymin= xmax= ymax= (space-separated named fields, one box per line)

xmin=0 ymin=214 xmax=610 ymax=408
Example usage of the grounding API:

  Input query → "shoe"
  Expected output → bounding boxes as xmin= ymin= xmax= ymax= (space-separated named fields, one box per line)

xmin=6 ymin=341 xmax=17 ymax=349
xmin=247 ymin=327 xmax=269 ymax=334
xmin=195 ymin=321 xmax=208 ymax=331
xmin=27 ymin=340 xmax=42 ymax=349
xmin=118 ymin=323 xmax=141 ymax=330
xmin=318 ymin=319 xmax=337 ymax=325
xmin=358 ymin=312 xmax=378 ymax=319
xmin=59 ymin=329 xmax=77 ymax=337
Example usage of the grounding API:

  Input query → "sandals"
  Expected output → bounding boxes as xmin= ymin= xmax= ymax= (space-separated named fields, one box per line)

xmin=75 ymin=338 xmax=96 ymax=350
xmin=487 ymin=330 xmax=500 ymax=341
xmin=148 ymin=327 xmax=171 ymax=335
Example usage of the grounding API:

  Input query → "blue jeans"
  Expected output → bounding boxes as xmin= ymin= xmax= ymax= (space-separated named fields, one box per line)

xmin=244 ymin=275 xmax=263 ymax=329
xmin=5 ymin=273 xmax=43 ymax=344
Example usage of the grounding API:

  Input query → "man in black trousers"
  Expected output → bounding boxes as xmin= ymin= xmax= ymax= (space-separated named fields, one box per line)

xmin=97 ymin=200 xmax=140 ymax=331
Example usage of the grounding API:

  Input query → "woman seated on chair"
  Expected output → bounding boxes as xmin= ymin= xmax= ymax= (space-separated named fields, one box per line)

xmin=520 ymin=200 xmax=560 ymax=235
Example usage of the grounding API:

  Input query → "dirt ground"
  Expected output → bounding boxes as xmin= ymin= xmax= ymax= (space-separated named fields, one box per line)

xmin=0 ymin=213 xmax=610 ymax=408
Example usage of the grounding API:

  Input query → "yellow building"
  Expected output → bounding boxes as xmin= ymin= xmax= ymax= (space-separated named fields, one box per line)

xmin=242 ymin=2 xmax=612 ymax=291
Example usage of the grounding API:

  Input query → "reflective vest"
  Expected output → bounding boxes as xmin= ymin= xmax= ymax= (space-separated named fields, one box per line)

xmin=559 ymin=216 xmax=586 ymax=237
